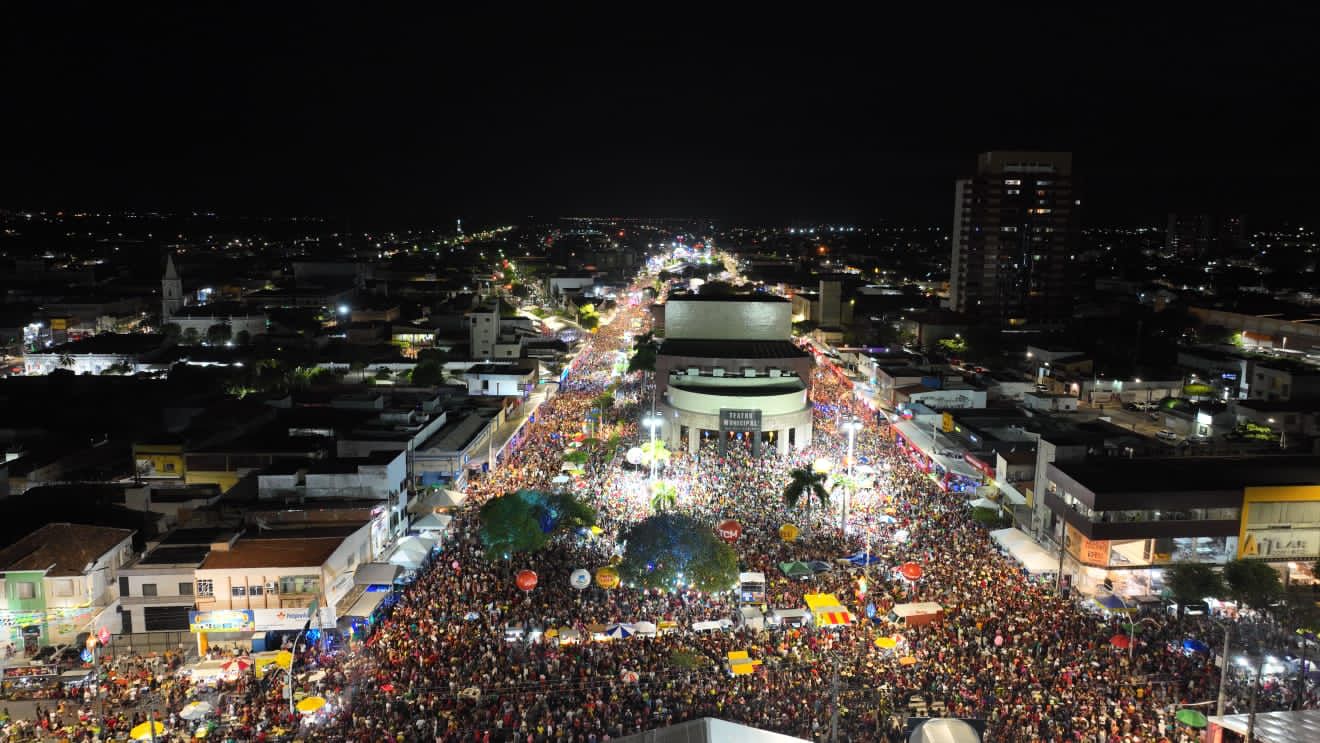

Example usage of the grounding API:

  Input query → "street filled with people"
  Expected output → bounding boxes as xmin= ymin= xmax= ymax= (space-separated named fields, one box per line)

xmin=7 ymin=269 xmax=1317 ymax=741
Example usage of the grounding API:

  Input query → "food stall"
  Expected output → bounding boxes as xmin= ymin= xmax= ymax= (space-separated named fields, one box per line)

xmin=2 ymin=665 xmax=62 ymax=701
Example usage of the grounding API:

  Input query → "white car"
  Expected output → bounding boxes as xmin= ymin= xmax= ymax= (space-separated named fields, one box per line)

xmin=1156 ymin=430 xmax=1179 ymax=442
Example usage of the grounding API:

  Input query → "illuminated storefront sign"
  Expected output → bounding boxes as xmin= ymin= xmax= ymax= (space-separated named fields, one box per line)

xmin=189 ymin=609 xmax=255 ymax=633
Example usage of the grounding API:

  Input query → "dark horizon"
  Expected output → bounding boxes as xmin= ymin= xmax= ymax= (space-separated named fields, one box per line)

xmin=6 ymin=7 xmax=1320 ymax=228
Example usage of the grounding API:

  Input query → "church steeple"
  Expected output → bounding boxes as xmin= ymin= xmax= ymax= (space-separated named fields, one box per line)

xmin=162 ymin=253 xmax=183 ymax=320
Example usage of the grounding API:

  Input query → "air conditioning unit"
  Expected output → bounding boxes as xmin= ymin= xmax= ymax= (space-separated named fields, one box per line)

xmin=713 ymin=368 xmax=725 ymax=377
xmin=743 ymin=368 xmax=756 ymax=378
xmin=768 ymin=368 xmax=781 ymax=378
xmin=687 ymin=367 xmax=700 ymax=376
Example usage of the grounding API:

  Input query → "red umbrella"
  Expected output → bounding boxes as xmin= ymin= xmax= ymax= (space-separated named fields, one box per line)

xmin=380 ymin=683 xmax=395 ymax=693
xmin=1109 ymin=634 xmax=1131 ymax=650
xmin=221 ymin=657 xmax=252 ymax=673
xmin=898 ymin=562 xmax=923 ymax=581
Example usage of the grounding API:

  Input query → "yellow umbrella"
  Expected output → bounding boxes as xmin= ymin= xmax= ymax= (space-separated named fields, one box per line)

xmin=899 ymin=655 xmax=917 ymax=666
xmin=874 ymin=636 xmax=897 ymax=649
xmin=130 ymin=721 xmax=166 ymax=740
xmin=296 ymin=695 xmax=327 ymax=714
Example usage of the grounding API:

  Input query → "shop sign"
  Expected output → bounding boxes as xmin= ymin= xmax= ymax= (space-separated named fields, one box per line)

xmin=189 ymin=609 xmax=255 ymax=633
xmin=251 ymin=608 xmax=313 ymax=631
xmin=1240 ymin=529 xmax=1320 ymax=559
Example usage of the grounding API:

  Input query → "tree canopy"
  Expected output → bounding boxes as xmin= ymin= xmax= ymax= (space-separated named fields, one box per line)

xmin=619 ymin=513 xmax=738 ymax=593
xmin=1163 ymin=562 xmax=1225 ymax=617
xmin=410 ymin=359 xmax=444 ymax=386
xmin=628 ymin=332 xmax=658 ymax=374
xmin=1222 ymin=558 xmax=1283 ymax=611
xmin=477 ymin=489 xmax=596 ymax=560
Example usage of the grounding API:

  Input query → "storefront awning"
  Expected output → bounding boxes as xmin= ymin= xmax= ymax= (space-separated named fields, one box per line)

xmin=343 ymin=589 xmax=388 ymax=620
xmin=893 ymin=420 xmax=937 ymax=456
xmin=413 ymin=512 xmax=453 ymax=532
xmin=932 ymin=453 xmax=982 ymax=481
xmin=991 ymin=528 xmax=1058 ymax=575
xmin=353 ymin=562 xmax=403 ymax=587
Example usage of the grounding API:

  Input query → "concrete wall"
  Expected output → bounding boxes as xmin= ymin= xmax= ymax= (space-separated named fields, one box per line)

xmin=664 ymin=300 xmax=791 ymax=340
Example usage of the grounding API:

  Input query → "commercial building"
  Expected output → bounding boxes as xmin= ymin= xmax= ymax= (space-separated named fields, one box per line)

xmin=948 ymin=151 xmax=1079 ymax=326
xmin=465 ymin=362 xmax=537 ymax=397
xmin=0 ymin=523 xmax=135 ymax=652
xmin=654 ymin=296 xmax=813 ymax=457
xmin=1042 ymin=456 xmax=1320 ymax=595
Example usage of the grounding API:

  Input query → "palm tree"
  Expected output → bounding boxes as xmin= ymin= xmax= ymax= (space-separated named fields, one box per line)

xmin=57 ymin=353 xmax=76 ymax=369
xmin=649 ymin=481 xmax=677 ymax=513
xmin=782 ymin=467 xmax=830 ymax=529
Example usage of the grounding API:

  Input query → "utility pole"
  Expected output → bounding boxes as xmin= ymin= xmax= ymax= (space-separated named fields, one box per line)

xmin=1217 ymin=622 xmax=1231 ymax=718
xmin=1245 ymin=657 xmax=1263 ymax=742
xmin=828 ymin=654 xmax=839 ymax=739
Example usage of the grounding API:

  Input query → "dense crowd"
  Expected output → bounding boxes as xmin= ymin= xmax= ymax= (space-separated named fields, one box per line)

xmin=8 ymin=273 xmax=1317 ymax=741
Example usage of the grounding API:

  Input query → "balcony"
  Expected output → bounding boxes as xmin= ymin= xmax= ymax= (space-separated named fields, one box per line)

xmin=1044 ymin=491 xmax=1240 ymax=540
xmin=121 ymin=594 xmax=196 ymax=607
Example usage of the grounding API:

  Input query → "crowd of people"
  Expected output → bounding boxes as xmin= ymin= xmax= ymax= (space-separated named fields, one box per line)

xmin=7 ymin=271 xmax=1317 ymax=741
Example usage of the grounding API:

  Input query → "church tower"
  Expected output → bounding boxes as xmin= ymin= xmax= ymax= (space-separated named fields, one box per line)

xmin=162 ymin=253 xmax=183 ymax=320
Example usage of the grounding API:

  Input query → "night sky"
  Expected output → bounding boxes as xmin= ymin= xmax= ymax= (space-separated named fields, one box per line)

xmin=6 ymin=7 xmax=1320 ymax=226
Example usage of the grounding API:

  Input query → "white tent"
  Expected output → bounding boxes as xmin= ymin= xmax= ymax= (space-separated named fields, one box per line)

xmin=908 ymin=718 xmax=982 ymax=743
xmin=990 ymin=528 xmax=1058 ymax=575
xmin=632 ymin=621 xmax=658 ymax=637
xmin=614 ymin=718 xmax=809 ymax=743
xmin=413 ymin=512 xmax=453 ymax=532
xmin=967 ymin=497 xmax=999 ymax=511
xmin=387 ymin=547 xmax=422 ymax=570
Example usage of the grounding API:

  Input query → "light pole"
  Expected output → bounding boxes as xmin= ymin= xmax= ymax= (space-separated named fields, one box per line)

xmin=1216 ymin=620 xmax=1232 ymax=719
xmin=842 ymin=417 xmax=863 ymax=535
xmin=642 ymin=412 xmax=662 ymax=484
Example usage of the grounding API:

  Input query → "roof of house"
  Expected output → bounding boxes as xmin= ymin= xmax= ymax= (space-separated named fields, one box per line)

xmin=466 ymin=362 xmax=537 ymax=376
xmin=198 ymin=535 xmax=351 ymax=571
xmin=0 ymin=523 xmax=134 ymax=577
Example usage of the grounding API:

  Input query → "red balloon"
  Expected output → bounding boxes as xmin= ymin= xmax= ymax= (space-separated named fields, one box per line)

xmin=898 ymin=562 xmax=923 ymax=581
xmin=715 ymin=519 xmax=742 ymax=543
xmin=515 ymin=569 xmax=538 ymax=592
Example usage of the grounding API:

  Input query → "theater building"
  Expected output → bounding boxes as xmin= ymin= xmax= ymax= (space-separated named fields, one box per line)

xmin=652 ymin=295 xmax=813 ymax=457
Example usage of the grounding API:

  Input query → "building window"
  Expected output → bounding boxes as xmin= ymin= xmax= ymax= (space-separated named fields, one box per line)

xmin=52 ymin=579 xmax=74 ymax=597
xmin=231 ymin=586 xmax=247 ymax=597
xmin=141 ymin=583 xmax=158 ymax=597
xmin=265 ymin=582 xmax=279 ymax=595
xmin=14 ymin=582 xmax=36 ymax=600
xmin=280 ymin=575 xmax=321 ymax=595
xmin=178 ymin=582 xmax=193 ymax=596
xmin=164 ymin=462 xmax=175 ymax=472
xmin=196 ymin=580 xmax=213 ymax=597
xmin=249 ymin=585 xmax=263 ymax=596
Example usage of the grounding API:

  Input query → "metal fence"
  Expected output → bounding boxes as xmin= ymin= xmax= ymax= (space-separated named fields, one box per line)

xmin=109 ymin=631 xmax=193 ymax=658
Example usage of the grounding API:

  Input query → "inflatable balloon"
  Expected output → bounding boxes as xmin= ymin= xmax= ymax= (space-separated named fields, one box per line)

xmin=715 ymin=519 xmax=742 ymax=543
xmin=569 ymin=569 xmax=591 ymax=590
xmin=595 ymin=566 xmax=621 ymax=589
xmin=515 ymin=570 xmax=538 ymax=592
xmin=778 ymin=523 xmax=799 ymax=542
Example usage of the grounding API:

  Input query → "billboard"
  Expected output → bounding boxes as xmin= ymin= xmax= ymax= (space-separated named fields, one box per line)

xmin=189 ymin=609 xmax=255 ymax=633
xmin=251 ymin=608 xmax=315 ymax=631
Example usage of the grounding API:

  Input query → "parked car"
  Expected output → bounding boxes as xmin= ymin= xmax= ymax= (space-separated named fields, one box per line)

xmin=1156 ymin=429 xmax=1179 ymax=442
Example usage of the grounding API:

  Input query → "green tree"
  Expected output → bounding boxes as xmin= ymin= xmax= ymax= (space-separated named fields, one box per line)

xmin=593 ymin=391 xmax=615 ymax=411
xmin=348 ymin=359 xmax=368 ymax=382
xmin=1222 ymin=558 xmax=1283 ymax=612
xmin=649 ymin=481 xmax=678 ymax=513
xmin=1276 ymin=585 xmax=1320 ymax=630
xmin=410 ymin=359 xmax=444 ymax=386
xmin=182 ymin=327 xmax=200 ymax=345
xmin=477 ymin=489 xmax=596 ymax=560
xmin=1163 ymin=562 xmax=1226 ymax=618
xmin=206 ymin=323 xmax=233 ymax=345
xmin=628 ymin=331 xmax=658 ymax=374
xmin=375 ymin=366 xmax=392 ymax=381
xmin=619 ymin=513 xmax=738 ymax=593
xmin=563 ymin=449 xmax=590 ymax=466
xmin=577 ymin=303 xmax=600 ymax=330
xmin=234 ymin=329 xmax=251 ymax=346
xmin=639 ymin=438 xmax=670 ymax=467
xmin=782 ymin=467 xmax=831 ymax=528
xmin=57 ymin=353 xmax=76 ymax=368
xmin=936 ymin=335 xmax=967 ymax=357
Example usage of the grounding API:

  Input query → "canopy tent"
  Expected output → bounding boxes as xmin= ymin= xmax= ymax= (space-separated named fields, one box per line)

xmin=413 ymin=512 xmax=453 ymax=532
xmin=551 ymin=474 xmax=571 ymax=484
xmin=846 ymin=551 xmax=882 ymax=567
xmin=967 ymin=497 xmax=999 ymax=511
xmin=605 ymin=623 xmax=636 ymax=639
xmin=692 ymin=620 xmax=728 ymax=632
xmin=779 ymin=561 xmax=814 ymax=579
xmin=408 ymin=488 xmax=467 ymax=514
xmin=632 ymin=621 xmax=658 ymax=636
xmin=908 ymin=718 xmax=982 ymax=743
xmin=726 ymin=650 xmax=762 ymax=676
xmin=387 ymin=545 xmax=424 ymax=570
xmin=613 ymin=717 xmax=809 ymax=743
xmin=804 ymin=593 xmax=853 ymax=627
xmin=989 ymin=528 xmax=1058 ymax=575
xmin=353 ymin=562 xmax=404 ymax=587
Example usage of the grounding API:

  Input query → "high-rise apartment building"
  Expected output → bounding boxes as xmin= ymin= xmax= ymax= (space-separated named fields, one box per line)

xmin=948 ymin=151 xmax=1079 ymax=325
xmin=1166 ymin=213 xmax=1245 ymax=259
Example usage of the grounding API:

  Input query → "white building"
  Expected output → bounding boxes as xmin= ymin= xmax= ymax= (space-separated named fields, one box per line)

xmin=0 ymin=523 xmax=136 ymax=650
xmin=465 ymin=362 xmax=537 ymax=397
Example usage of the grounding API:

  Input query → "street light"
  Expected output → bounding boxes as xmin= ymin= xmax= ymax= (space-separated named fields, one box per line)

xmin=841 ymin=416 xmax=863 ymax=535
xmin=642 ymin=412 xmax=662 ymax=483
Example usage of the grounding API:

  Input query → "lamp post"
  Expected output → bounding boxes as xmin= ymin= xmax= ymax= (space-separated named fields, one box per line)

xmin=842 ymin=416 xmax=863 ymax=536
xmin=642 ymin=412 xmax=662 ymax=483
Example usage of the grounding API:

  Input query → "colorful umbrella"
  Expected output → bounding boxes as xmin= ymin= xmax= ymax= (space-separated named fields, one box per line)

xmin=1175 ymin=709 xmax=1208 ymax=728
xmin=1110 ymin=634 xmax=1131 ymax=650
xmin=179 ymin=701 xmax=213 ymax=721
xmin=898 ymin=562 xmax=923 ymax=581
xmin=220 ymin=657 xmax=252 ymax=673
xmin=130 ymin=721 xmax=166 ymax=740
xmin=1182 ymin=638 xmax=1209 ymax=654
xmin=899 ymin=655 xmax=917 ymax=666
xmin=875 ymin=636 xmax=898 ymax=649
xmin=295 ymin=695 xmax=327 ymax=714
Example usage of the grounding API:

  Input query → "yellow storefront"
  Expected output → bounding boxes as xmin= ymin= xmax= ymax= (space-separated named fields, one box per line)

xmin=1239 ymin=485 xmax=1320 ymax=583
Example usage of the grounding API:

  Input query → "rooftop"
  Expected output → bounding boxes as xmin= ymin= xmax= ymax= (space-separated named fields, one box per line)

xmin=0 ymin=523 xmax=134 ymax=577
xmin=466 ymin=362 xmax=538 ymax=376
xmin=198 ymin=533 xmax=356 ymax=571
xmin=666 ymin=294 xmax=790 ymax=303
xmin=659 ymin=340 xmax=808 ymax=360
xmin=670 ymin=381 xmax=805 ymax=397
xmin=136 ymin=546 xmax=211 ymax=566
xmin=32 ymin=333 xmax=164 ymax=356
xmin=1051 ymin=456 xmax=1320 ymax=495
